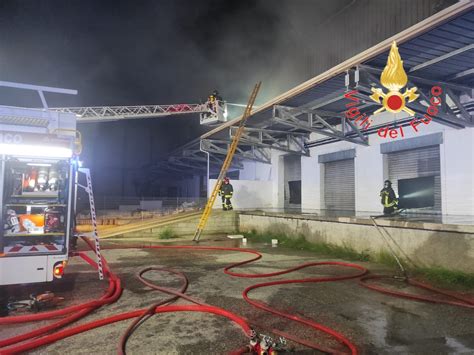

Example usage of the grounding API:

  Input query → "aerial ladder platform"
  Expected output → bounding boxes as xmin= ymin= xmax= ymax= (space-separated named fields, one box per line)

xmin=50 ymin=100 xmax=228 ymax=125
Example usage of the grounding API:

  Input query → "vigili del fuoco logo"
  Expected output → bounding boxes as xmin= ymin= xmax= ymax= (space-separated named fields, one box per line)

xmin=345 ymin=41 xmax=442 ymax=139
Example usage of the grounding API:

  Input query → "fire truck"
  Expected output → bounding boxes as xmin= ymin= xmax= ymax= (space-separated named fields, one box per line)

xmin=0 ymin=81 xmax=228 ymax=289
xmin=0 ymin=82 xmax=80 ymax=286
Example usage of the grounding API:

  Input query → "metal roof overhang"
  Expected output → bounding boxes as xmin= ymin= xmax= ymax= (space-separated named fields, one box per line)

xmin=162 ymin=1 xmax=474 ymax=173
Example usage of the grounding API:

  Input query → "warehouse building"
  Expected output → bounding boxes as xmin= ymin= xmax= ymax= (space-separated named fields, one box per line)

xmin=79 ymin=0 xmax=461 ymax=200
xmin=172 ymin=2 xmax=473 ymax=219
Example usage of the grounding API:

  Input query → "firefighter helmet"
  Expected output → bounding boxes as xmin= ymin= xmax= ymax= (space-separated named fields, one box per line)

xmin=384 ymin=179 xmax=392 ymax=186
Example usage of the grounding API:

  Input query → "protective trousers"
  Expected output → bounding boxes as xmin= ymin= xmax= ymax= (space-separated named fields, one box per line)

xmin=221 ymin=195 xmax=233 ymax=211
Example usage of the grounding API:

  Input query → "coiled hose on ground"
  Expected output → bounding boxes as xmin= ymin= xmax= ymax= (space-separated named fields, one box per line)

xmin=1 ymin=237 xmax=473 ymax=355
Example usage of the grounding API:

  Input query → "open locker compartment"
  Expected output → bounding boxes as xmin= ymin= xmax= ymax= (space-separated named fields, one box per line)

xmin=1 ymin=157 xmax=72 ymax=256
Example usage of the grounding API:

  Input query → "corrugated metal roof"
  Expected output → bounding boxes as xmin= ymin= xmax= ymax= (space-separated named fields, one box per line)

xmin=247 ymin=8 xmax=474 ymax=126
xmin=367 ymin=10 xmax=474 ymax=86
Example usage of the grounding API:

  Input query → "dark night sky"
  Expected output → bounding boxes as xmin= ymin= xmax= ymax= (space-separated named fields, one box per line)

xmin=0 ymin=0 xmax=352 ymax=163
xmin=0 ymin=0 xmax=349 ymax=108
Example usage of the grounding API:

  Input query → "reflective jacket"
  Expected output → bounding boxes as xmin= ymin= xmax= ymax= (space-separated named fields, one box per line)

xmin=219 ymin=183 xmax=233 ymax=198
xmin=380 ymin=187 xmax=398 ymax=207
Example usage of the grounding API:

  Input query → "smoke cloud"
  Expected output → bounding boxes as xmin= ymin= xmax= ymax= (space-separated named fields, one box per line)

xmin=0 ymin=0 xmax=353 ymax=111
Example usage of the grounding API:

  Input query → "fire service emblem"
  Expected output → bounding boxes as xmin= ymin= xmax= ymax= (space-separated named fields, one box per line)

xmin=369 ymin=41 xmax=419 ymax=115
xmin=345 ymin=40 xmax=442 ymax=139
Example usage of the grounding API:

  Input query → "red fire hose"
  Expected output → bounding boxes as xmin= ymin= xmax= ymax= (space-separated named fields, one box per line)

xmin=0 ymin=240 xmax=367 ymax=354
xmin=1 ymin=238 xmax=473 ymax=355
xmin=359 ymin=275 xmax=474 ymax=308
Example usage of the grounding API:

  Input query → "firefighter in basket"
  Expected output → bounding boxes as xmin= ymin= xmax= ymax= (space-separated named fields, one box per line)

xmin=207 ymin=90 xmax=223 ymax=113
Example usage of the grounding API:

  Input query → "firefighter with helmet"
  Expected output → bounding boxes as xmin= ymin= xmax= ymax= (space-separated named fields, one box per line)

xmin=209 ymin=89 xmax=222 ymax=102
xmin=219 ymin=177 xmax=233 ymax=211
xmin=380 ymin=179 xmax=399 ymax=215
xmin=208 ymin=90 xmax=223 ymax=113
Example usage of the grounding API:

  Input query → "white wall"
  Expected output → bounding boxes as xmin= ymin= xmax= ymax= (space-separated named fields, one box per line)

xmin=301 ymin=153 xmax=319 ymax=211
xmin=354 ymin=138 xmax=384 ymax=213
xmin=442 ymin=127 xmax=474 ymax=215
xmin=272 ymin=150 xmax=285 ymax=209
xmin=209 ymin=179 xmax=273 ymax=209
xmin=202 ymin=120 xmax=474 ymax=216
xmin=298 ymin=117 xmax=474 ymax=216
xmin=238 ymin=160 xmax=272 ymax=181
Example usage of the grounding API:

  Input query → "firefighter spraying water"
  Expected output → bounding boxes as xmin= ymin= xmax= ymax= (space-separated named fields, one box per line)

xmin=380 ymin=179 xmax=399 ymax=215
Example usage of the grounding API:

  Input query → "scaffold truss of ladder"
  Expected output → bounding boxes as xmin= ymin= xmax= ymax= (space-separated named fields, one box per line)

xmin=193 ymin=82 xmax=261 ymax=242
xmin=51 ymin=104 xmax=206 ymax=121
xmin=77 ymin=168 xmax=104 ymax=280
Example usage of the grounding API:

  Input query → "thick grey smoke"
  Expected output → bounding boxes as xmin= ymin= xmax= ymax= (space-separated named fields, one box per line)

xmin=0 ymin=0 xmax=356 ymax=111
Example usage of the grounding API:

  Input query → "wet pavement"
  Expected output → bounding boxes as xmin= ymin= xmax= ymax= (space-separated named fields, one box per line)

xmin=1 ymin=237 xmax=474 ymax=354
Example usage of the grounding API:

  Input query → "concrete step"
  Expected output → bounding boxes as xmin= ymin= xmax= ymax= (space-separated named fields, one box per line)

xmin=104 ymin=210 xmax=239 ymax=238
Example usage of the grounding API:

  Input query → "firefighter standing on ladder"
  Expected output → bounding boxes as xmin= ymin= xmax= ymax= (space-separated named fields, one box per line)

xmin=219 ymin=177 xmax=233 ymax=211
xmin=380 ymin=179 xmax=399 ymax=215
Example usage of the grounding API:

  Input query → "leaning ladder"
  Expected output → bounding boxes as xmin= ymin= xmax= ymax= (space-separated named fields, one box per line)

xmin=78 ymin=168 xmax=104 ymax=280
xmin=193 ymin=82 xmax=261 ymax=242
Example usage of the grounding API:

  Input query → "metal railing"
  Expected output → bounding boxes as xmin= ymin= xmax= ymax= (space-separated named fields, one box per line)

xmin=76 ymin=196 xmax=207 ymax=218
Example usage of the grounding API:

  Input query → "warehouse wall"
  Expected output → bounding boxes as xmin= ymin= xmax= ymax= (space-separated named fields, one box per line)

xmin=209 ymin=179 xmax=273 ymax=210
xmin=232 ymin=116 xmax=474 ymax=216
xmin=441 ymin=128 xmax=474 ymax=215
xmin=354 ymin=142 xmax=384 ymax=213
xmin=304 ymin=121 xmax=474 ymax=216
xmin=272 ymin=150 xmax=286 ymax=209
xmin=198 ymin=121 xmax=474 ymax=215
xmin=239 ymin=160 xmax=272 ymax=181
xmin=197 ymin=124 xmax=474 ymax=217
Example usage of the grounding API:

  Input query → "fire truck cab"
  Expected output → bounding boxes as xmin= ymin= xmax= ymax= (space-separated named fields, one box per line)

xmin=0 ymin=82 xmax=78 ymax=286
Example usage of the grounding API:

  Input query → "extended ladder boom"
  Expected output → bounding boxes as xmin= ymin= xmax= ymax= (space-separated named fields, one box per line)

xmin=50 ymin=104 xmax=209 ymax=123
xmin=193 ymin=82 xmax=261 ymax=242
xmin=50 ymin=100 xmax=228 ymax=125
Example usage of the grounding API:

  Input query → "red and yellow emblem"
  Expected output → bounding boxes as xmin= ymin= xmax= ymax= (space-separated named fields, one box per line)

xmin=370 ymin=41 xmax=419 ymax=115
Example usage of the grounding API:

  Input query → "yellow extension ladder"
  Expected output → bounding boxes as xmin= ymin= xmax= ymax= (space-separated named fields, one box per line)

xmin=192 ymin=82 xmax=261 ymax=242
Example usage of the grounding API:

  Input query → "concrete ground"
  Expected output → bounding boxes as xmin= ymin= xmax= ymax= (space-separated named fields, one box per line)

xmin=2 ymin=237 xmax=474 ymax=354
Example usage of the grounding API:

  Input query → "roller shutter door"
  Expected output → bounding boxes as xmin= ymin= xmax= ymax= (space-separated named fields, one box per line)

xmin=386 ymin=145 xmax=441 ymax=212
xmin=324 ymin=158 xmax=355 ymax=211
